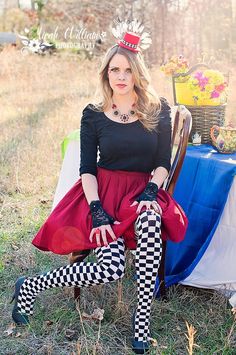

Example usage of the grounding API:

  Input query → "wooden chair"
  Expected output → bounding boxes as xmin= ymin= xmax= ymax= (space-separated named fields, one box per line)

xmin=157 ymin=104 xmax=192 ymax=298
xmin=69 ymin=104 xmax=192 ymax=301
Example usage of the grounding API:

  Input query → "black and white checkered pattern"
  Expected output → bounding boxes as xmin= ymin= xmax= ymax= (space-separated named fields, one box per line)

xmin=17 ymin=238 xmax=125 ymax=315
xmin=16 ymin=209 xmax=162 ymax=344
xmin=134 ymin=209 xmax=162 ymax=342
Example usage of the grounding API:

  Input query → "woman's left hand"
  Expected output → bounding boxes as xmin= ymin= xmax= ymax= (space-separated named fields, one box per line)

xmin=130 ymin=200 xmax=162 ymax=215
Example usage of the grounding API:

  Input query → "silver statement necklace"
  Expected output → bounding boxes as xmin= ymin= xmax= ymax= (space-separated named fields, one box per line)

xmin=111 ymin=102 xmax=136 ymax=122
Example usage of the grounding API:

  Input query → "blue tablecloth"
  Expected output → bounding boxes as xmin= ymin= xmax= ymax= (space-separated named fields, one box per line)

xmin=165 ymin=145 xmax=236 ymax=286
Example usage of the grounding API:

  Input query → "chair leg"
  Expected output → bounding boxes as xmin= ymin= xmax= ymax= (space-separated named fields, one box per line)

xmin=69 ymin=250 xmax=91 ymax=301
xmin=158 ymin=241 xmax=167 ymax=299
xmin=74 ymin=285 xmax=81 ymax=301
xmin=117 ymin=279 xmax=123 ymax=305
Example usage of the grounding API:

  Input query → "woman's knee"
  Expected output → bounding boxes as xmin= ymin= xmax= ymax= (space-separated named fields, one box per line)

xmin=96 ymin=247 xmax=125 ymax=281
xmin=102 ymin=253 xmax=125 ymax=281
xmin=136 ymin=209 xmax=161 ymax=228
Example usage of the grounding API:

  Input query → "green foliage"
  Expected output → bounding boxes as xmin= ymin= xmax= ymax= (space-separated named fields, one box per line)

xmin=34 ymin=0 xmax=45 ymax=13
xmin=29 ymin=25 xmax=39 ymax=39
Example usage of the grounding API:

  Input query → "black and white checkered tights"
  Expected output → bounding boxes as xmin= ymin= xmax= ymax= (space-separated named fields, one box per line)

xmin=134 ymin=209 xmax=162 ymax=342
xmin=17 ymin=238 xmax=125 ymax=315
xmin=17 ymin=210 xmax=162 ymax=343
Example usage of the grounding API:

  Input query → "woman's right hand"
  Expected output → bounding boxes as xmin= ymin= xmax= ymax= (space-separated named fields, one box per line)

xmin=89 ymin=221 xmax=121 ymax=247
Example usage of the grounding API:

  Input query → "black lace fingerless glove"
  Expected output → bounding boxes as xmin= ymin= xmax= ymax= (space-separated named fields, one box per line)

xmin=136 ymin=182 xmax=159 ymax=202
xmin=89 ymin=200 xmax=115 ymax=228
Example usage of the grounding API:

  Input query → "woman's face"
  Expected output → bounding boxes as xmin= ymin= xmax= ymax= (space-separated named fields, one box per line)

xmin=107 ymin=53 xmax=135 ymax=96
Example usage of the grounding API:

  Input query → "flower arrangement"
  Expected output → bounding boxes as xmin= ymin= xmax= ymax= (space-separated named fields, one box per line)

xmin=187 ymin=69 xmax=228 ymax=103
xmin=160 ymin=55 xmax=228 ymax=105
xmin=160 ymin=55 xmax=189 ymax=81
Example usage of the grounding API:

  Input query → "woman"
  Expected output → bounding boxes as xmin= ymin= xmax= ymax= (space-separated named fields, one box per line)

xmin=11 ymin=29 xmax=172 ymax=354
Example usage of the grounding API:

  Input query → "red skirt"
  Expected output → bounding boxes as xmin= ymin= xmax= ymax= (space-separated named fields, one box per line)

xmin=32 ymin=167 xmax=187 ymax=255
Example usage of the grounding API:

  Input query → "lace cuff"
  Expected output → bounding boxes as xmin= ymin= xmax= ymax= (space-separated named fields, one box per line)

xmin=89 ymin=200 xmax=115 ymax=228
xmin=136 ymin=182 xmax=159 ymax=202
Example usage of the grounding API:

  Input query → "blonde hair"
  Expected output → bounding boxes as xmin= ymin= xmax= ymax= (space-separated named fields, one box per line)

xmin=92 ymin=45 xmax=162 ymax=131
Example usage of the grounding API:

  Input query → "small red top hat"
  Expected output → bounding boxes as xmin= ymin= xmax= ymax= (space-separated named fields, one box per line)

xmin=118 ymin=32 xmax=140 ymax=53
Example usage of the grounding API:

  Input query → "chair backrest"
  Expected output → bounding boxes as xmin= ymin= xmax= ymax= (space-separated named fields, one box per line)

xmin=165 ymin=105 xmax=192 ymax=196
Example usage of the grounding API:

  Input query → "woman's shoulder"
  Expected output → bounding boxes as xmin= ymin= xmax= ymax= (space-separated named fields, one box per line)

xmin=82 ymin=103 xmax=100 ymax=116
xmin=151 ymin=97 xmax=171 ymax=120
xmin=81 ymin=103 xmax=102 ymax=126
xmin=159 ymin=96 xmax=171 ymax=114
xmin=80 ymin=104 xmax=101 ymax=133
xmin=157 ymin=97 xmax=172 ymax=131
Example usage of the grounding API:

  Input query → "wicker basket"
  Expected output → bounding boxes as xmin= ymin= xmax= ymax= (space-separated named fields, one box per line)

xmin=171 ymin=63 xmax=228 ymax=144
xmin=185 ymin=104 xmax=226 ymax=144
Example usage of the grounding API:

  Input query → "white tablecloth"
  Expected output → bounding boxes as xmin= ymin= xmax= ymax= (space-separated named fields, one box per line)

xmin=180 ymin=177 xmax=236 ymax=307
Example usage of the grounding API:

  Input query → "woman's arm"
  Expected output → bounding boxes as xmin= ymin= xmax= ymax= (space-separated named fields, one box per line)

xmin=150 ymin=166 xmax=168 ymax=188
xmin=131 ymin=98 xmax=171 ymax=214
xmin=79 ymin=106 xmax=117 ymax=246
xmin=81 ymin=173 xmax=99 ymax=204
xmin=81 ymin=172 xmax=118 ymax=247
xmin=81 ymin=172 xmax=117 ymax=246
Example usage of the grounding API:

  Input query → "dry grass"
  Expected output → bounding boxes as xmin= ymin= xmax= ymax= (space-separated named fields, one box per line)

xmin=0 ymin=47 xmax=236 ymax=354
xmin=0 ymin=46 xmax=98 ymax=196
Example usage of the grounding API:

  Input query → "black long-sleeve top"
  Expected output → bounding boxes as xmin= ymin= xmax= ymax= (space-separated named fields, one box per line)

xmin=79 ymin=97 xmax=172 ymax=177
